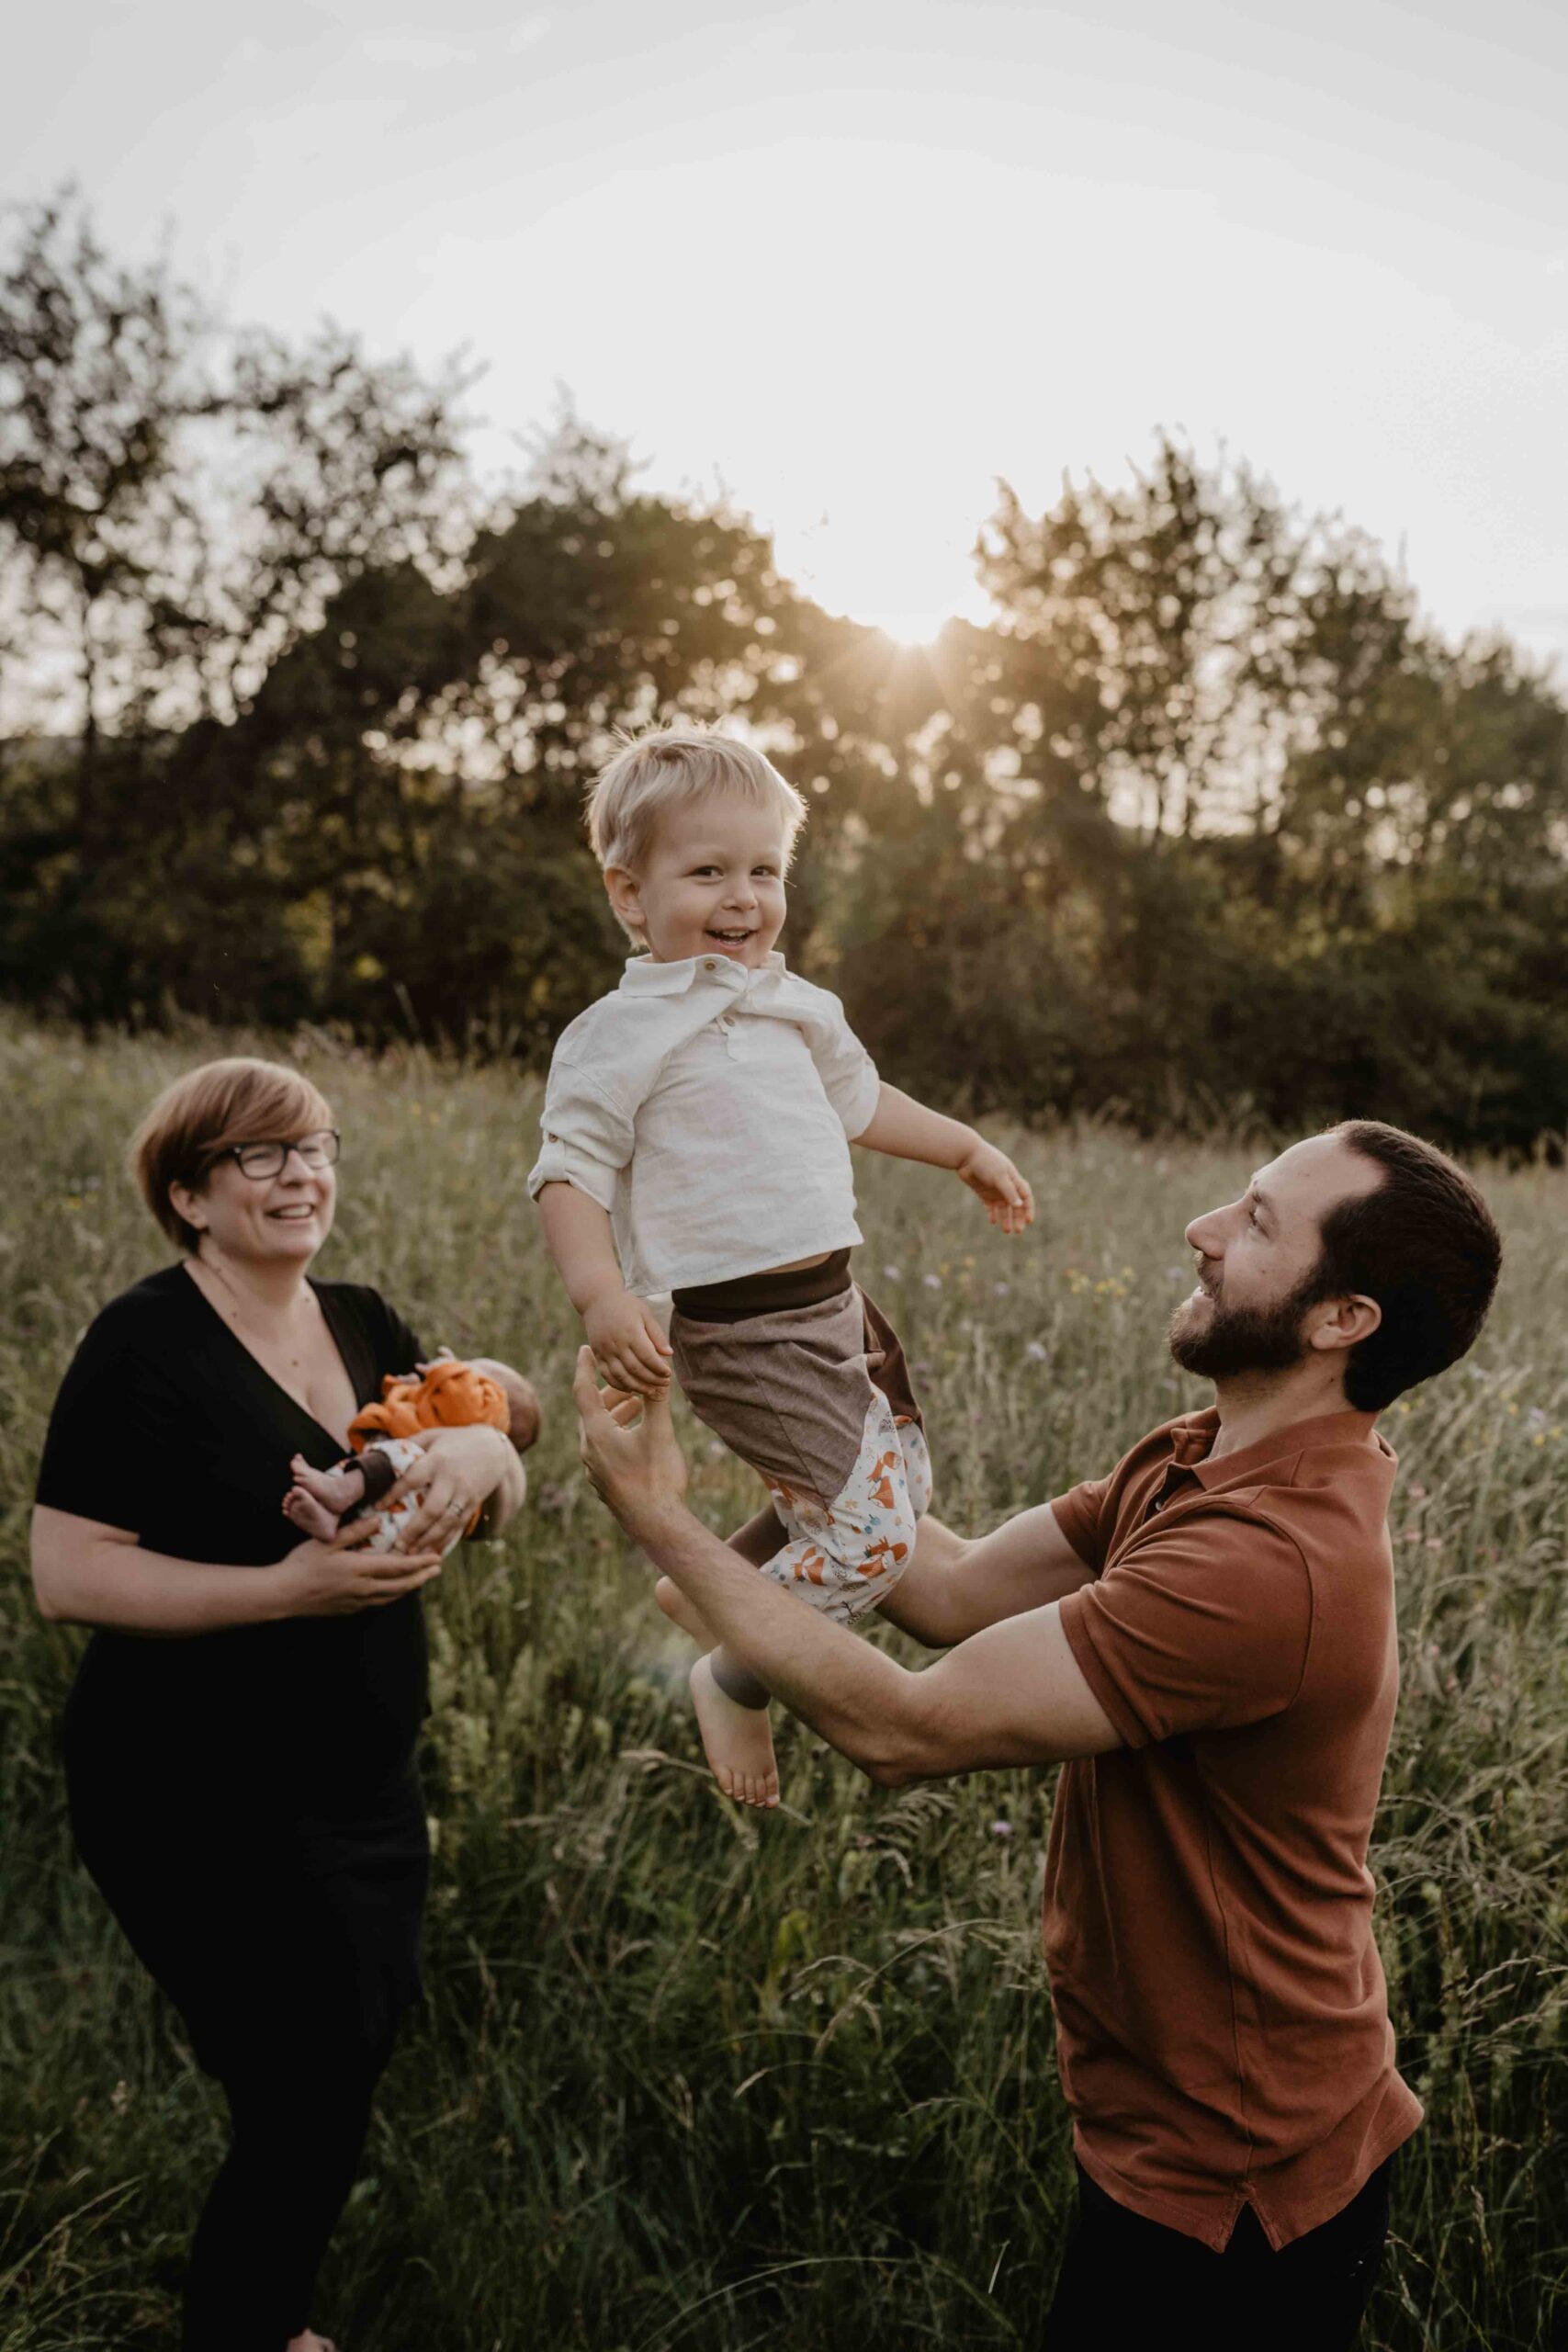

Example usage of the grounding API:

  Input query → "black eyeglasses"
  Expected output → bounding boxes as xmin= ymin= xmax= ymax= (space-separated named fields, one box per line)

xmin=220 ymin=1130 xmax=341 ymax=1181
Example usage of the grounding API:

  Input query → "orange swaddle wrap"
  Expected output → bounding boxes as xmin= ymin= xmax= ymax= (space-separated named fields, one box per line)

xmin=348 ymin=1359 xmax=511 ymax=1535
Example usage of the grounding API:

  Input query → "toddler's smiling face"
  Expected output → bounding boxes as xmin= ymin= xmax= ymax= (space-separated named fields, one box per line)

xmin=608 ymin=792 xmax=789 ymax=969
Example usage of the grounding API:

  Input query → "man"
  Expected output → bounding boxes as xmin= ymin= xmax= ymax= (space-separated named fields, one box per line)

xmin=574 ymin=1121 xmax=1501 ymax=2348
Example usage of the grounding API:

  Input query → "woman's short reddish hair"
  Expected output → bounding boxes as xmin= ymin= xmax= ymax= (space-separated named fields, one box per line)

xmin=130 ymin=1057 xmax=335 ymax=1252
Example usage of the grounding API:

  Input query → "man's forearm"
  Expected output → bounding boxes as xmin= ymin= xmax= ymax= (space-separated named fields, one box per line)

xmin=633 ymin=1497 xmax=921 ymax=1781
xmin=880 ymin=1506 xmax=1096 ymax=1648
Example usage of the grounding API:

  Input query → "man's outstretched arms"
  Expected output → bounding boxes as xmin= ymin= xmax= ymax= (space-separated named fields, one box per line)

xmin=878 ymin=1503 xmax=1097 ymax=1649
xmin=574 ymin=1351 xmax=1119 ymax=1785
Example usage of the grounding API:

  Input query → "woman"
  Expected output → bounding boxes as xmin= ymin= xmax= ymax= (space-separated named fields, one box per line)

xmin=30 ymin=1057 xmax=537 ymax=2352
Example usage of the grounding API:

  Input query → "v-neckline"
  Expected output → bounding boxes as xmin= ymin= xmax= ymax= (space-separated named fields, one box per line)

xmin=179 ymin=1261 xmax=365 ymax=1452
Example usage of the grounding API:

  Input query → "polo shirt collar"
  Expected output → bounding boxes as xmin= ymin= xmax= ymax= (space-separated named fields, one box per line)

xmin=1168 ymin=1407 xmax=1384 ymax=1490
xmin=618 ymin=949 xmax=787 ymax=997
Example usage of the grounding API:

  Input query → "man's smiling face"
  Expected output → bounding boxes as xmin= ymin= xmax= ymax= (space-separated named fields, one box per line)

xmin=1170 ymin=1135 xmax=1385 ymax=1382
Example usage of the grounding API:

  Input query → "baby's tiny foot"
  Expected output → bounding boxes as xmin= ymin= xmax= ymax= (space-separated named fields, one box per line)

xmin=690 ymin=1654 xmax=779 ymax=1809
xmin=283 ymin=1485 xmax=340 ymax=1544
xmin=289 ymin=1453 xmax=366 ymax=1513
xmin=286 ymin=2332 xmax=337 ymax=2352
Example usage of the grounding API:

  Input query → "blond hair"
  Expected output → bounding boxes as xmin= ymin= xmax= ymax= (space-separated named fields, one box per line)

xmin=130 ymin=1057 xmax=335 ymax=1252
xmin=585 ymin=726 xmax=807 ymax=883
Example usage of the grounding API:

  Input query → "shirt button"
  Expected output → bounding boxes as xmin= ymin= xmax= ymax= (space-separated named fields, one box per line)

xmin=703 ymin=958 xmax=717 ymax=971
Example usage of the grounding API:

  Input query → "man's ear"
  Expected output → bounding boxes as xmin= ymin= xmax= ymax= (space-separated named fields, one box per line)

xmin=1307 ymin=1295 xmax=1382 ymax=1356
xmin=604 ymin=864 xmax=646 ymax=937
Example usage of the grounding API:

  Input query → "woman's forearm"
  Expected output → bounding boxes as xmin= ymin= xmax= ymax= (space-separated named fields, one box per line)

xmin=470 ymin=1430 xmax=528 ymax=1536
xmin=30 ymin=1506 xmax=297 ymax=1634
xmin=854 ymin=1082 xmax=976 ymax=1168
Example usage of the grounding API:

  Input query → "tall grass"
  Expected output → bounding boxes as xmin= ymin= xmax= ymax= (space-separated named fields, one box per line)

xmin=1 ymin=1010 xmax=1563 ymax=2349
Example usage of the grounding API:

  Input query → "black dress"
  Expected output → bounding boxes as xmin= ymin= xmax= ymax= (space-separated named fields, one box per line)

xmin=36 ymin=1264 xmax=434 ymax=2349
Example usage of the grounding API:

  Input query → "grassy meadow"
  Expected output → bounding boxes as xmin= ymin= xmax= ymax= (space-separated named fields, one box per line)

xmin=1 ymin=1008 xmax=1564 ymax=2350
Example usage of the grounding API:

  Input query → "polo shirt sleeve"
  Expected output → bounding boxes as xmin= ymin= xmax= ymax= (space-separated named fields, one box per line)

xmin=797 ymin=989 xmax=882 ymax=1138
xmin=526 ymin=1052 xmax=635 ymax=1213
xmin=1051 ymin=1476 xmax=1113 ymax=1572
xmin=1057 ymin=1510 xmax=1314 ymax=1748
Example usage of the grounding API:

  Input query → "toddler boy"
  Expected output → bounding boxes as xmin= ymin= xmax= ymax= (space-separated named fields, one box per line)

xmin=530 ymin=728 xmax=1032 ymax=1807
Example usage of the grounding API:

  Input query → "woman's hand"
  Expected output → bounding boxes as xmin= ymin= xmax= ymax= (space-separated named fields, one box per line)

xmin=376 ymin=1424 xmax=514 ymax=1552
xmin=277 ymin=1521 xmax=445 ymax=1617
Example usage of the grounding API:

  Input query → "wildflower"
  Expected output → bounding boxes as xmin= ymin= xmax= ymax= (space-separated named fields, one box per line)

xmin=883 ymin=1264 xmax=902 ymax=1282
xmin=993 ymin=1281 xmax=1010 ymax=1297
xmin=923 ymin=1272 xmax=943 ymax=1290
xmin=1025 ymin=1340 xmax=1048 ymax=1363
xmin=991 ymin=1819 xmax=1013 ymax=1838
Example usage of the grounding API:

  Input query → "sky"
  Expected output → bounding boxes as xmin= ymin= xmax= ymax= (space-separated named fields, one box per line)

xmin=8 ymin=0 xmax=1568 ymax=662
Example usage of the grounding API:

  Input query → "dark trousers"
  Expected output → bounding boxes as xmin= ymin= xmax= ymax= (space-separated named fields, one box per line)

xmin=67 ymin=1753 xmax=427 ymax=2352
xmin=181 ymin=2026 xmax=395 ymax=2351
xmin=1045 ymin=2157 xmax=1392 ymax=2351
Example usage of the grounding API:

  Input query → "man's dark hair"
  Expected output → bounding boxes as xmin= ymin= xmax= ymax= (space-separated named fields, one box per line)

xmin=1314 ymin=1121 xmax=1502 ymax=1411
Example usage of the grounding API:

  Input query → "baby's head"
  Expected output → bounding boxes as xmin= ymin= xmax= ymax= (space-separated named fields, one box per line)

xmin=585 ymin=726 xmax=807 ymax=969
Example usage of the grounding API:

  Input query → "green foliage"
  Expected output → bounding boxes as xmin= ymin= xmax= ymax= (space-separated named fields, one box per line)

xmin=4 ymin=198 xmax=1568 ymax=1147
xmin=1 ymin=1013 xmax=1564 ymax=2346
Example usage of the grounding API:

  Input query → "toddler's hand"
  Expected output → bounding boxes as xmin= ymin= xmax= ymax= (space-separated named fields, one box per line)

xmin=584 ymin=1290 xmax=674 ymax=1396
xmin=955 ymin=1138 xmax=1035 ymax=1235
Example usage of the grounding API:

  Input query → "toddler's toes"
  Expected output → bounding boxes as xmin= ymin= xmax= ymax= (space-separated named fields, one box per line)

xmin=691 ymin=1655 xmax=777 ymax=1811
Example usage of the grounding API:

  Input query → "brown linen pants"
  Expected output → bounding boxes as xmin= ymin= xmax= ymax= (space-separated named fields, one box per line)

xmin=669 ymin=1250 xmax=931 ymax=1627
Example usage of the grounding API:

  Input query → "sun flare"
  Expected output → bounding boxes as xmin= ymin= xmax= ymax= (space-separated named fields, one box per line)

xmin=775 ymin=507 xmax=979 ymax=653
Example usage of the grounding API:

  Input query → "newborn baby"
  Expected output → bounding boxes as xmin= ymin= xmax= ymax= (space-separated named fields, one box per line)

xmin=283 ymin=1353 xmax=539 ymax=1553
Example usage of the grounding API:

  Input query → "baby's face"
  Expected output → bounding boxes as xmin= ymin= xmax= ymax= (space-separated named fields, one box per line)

xmin=618 ymin=794 xmax=789 ymax=969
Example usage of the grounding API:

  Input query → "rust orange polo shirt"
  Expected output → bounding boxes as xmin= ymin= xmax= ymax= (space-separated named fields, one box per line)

xmin=1047 ymin=1407 xmax=1421 ymax=2250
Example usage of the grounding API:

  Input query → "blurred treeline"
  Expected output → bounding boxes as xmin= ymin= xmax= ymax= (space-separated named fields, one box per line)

xmin=4 ymin=194 xmax=1566 ymax=1149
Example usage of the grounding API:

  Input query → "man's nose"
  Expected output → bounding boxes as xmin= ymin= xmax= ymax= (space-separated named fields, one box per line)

xmin=1185 ymin=1208 xmax=1223 ymax=1256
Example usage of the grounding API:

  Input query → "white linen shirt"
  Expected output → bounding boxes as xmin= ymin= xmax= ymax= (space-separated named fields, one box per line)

xmin=526 ymin=951 xmax=882 ymax=1295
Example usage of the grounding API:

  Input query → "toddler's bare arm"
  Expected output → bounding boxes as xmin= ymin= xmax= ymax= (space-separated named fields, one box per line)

xmin=854 ymin=1084 xmax=1033 ymax=1235
xmin=536 ymin=1180 xmax=673 ymax=1393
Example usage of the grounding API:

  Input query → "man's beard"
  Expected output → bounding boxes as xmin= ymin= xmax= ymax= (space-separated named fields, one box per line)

xmin=1168 ymin=1265 xmax=1325 ymax=1383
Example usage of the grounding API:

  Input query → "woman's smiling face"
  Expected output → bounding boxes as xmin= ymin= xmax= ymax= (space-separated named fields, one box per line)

xmin=606 ymin=793 xmax=790 ymax=968
xmin=174 ymin=1139 xmax=337 ymax=1268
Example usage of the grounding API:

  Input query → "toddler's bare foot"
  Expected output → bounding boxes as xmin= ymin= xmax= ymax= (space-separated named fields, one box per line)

xmin=690 ymin=1654 xmax=779 ymax=1808
xmin=286 ymin=2332 xmax=336 ymax=2352
xmin=282 ymin=1485 xmax=340 ymax=1542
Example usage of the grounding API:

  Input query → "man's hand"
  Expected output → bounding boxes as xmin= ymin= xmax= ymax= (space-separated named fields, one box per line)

xmin=574 ymin=1346 xmax=688 ymax=1540
xmin=583 ymin=1290 xmax=675 ymax=1396
xmin=955 ymin=1138 xmax=1035 ymax=1235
